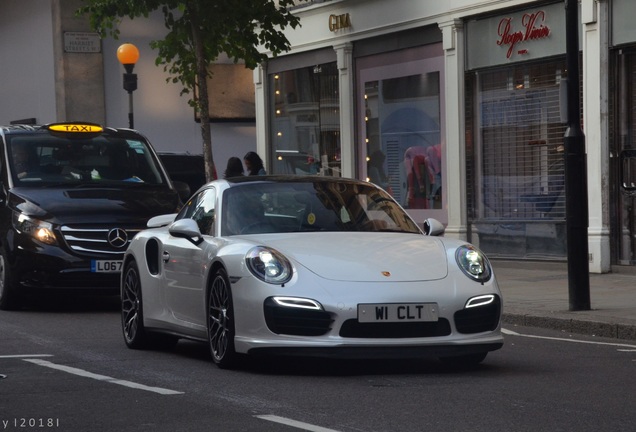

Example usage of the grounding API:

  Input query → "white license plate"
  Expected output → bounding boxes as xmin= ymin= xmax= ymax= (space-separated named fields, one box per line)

xmin=91 ymin=260 xmax=123 ymax=273
xmin=357 ymin=303 xmax=439 ymax=323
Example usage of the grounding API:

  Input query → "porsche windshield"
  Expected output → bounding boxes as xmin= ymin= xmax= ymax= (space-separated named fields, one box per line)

xmin=7 ymin=134 xmax=166 ymax=186
xmin=221 ymin=180 xmax=421 ymax=235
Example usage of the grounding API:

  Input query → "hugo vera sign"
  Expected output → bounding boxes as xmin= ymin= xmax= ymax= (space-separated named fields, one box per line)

xmin=497 ymin=11 xmax=551 ymax=58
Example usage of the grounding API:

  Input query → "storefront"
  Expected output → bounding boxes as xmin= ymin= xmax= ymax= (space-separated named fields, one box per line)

xmin=256 ymin=0 xmax=617 ymax=272
xmin=260 ymin=8 xmax=449 ymax=224
xmin=464 ymin=2 xmax=569 ymax=260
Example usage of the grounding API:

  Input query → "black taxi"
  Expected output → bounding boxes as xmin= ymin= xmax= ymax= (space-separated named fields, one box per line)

xmin=0 ymin=122 xmax=186 ymax=309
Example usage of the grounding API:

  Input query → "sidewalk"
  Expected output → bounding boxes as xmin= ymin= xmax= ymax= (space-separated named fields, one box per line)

xmin=492 ymin=260 xmax=636 ymax=341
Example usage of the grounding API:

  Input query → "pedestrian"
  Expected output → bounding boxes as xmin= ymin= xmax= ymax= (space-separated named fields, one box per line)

xmin=224 ymin=157 xmax=244 ymax=178
xmin=244 ymin=151 xmax=266 ymax=176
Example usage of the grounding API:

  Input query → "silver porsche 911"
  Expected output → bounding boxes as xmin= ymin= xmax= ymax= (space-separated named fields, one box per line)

xmin=121 ymin=176 xmax=503 ymax=368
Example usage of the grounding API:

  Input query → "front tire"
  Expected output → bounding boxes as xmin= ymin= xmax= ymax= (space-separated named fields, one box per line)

xmin=208 ymin=267 xmax=238 ymax=369
xmin=121 ymin=260 xmax=151 ymax=349
xmin=121 ymin=259 xmax=178 ymax=350
xmin=0 ymin=248 xmax=21 ymax=311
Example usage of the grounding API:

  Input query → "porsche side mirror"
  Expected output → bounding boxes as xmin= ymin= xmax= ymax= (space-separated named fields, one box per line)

xmin=423 ymin=218 xmax=445 ymax=236
xmin=169 ymin=218 xmax=203 ymax=245
xmin=147 ymin=213 xmax=177 ymax=228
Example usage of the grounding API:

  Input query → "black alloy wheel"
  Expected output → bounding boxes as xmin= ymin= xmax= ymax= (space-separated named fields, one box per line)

xmin=208 ymin=267 xmax=238 ymax=368
xmin=121 ymin=260 xmax=149 ymax=349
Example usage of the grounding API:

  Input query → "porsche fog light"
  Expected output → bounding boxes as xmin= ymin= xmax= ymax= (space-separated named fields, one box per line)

xmin=455 ymin=245 xmax=491 ymax=283
xmin=12 ymin=212 xmax=57 ymax=246
xmin=246 ymin=246 xmax=292 ymax=285
xmin=465 ymin=294 xmax=495 ymax=308
xmin=273 ymin=297 xmax=323 ymax=310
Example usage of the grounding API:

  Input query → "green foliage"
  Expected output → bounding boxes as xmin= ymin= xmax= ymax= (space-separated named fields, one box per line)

xmin=78 ymin=0 xmax=301 ymax=98
xmin=77 ymin=0 xmax=304 ymax=180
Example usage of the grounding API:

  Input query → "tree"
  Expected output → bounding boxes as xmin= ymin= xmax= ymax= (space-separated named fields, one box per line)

xmin=78 ymin=0 xmax=303 ymax=182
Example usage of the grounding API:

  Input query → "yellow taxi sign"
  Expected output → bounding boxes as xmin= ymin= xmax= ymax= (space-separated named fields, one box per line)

xmin=47 ymin=123 xmax=103 ymax=133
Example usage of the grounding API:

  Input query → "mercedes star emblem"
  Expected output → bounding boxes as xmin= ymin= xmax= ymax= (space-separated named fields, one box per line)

xmin=107 ymin=228 xmax=128 ymax=248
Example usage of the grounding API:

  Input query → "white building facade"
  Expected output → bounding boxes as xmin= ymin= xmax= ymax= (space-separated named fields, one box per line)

xmin=254 ymin=0 xmax=636 ymax=273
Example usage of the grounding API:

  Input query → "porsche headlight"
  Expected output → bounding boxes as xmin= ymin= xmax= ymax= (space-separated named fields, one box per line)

xmin=455 ymin=245 xmax=491 ymax=283
xmin=12 ymin=212 xmax=57 ymax=245
xmin=245 ymin=246 xmax=292 ymax=285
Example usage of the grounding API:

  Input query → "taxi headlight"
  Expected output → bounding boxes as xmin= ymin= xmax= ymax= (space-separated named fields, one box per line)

xmin=12 ymin=212 xmax=57 ymax=245
xmin=455 ymin=245 xmax=491 ymax=283
xmin=245 ymin=246 xmax=292 ymax=285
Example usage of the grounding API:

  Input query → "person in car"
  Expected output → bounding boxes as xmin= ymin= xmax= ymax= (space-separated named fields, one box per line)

xmin=11 ymin=144 xmax=35 ymax=179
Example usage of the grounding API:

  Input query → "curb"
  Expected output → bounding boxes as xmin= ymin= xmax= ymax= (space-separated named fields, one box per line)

xmin=502 ymin=312 xmax=636 ymax=341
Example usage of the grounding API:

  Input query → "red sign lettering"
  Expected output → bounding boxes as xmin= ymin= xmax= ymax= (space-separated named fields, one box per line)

xmin=496 ymin=11 xmax=550 ymax=58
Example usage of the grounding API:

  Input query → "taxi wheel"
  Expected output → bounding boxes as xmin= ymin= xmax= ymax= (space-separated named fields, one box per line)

xmin=121 ymin=260 xmax=150 ymax=349
xmin=0 ymin=249 xmax=21 ymax=311
xmin=208 ymin=267 xmax=238 ymax=369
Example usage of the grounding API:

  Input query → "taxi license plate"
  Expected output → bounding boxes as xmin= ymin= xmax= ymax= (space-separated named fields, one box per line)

xmin=357 ymin=303 xmax=439 ymax=323
xmin=91 ymin=260 xmax=123 ymax=273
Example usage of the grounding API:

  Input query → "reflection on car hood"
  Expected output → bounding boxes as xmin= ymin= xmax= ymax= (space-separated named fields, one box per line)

xmin=10 ymin=186 xmax=179 ymax=225
xmin=261 ymin=232 xmax=449 ymax=282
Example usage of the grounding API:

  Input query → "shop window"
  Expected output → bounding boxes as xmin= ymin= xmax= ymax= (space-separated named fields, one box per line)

xmin=364 ymin=73 xmax=441 ymax=210
xmin=467 ymin=60 xmax=568 ymax=259
xmin=269 ymin=62 xmax=341 ymax=176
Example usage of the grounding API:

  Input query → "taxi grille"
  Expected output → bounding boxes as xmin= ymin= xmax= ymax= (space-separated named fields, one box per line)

xmin=339 ymin=319 xmax=452 ymax=338
xmin=60 ymin=225 xmax=142 ymax=257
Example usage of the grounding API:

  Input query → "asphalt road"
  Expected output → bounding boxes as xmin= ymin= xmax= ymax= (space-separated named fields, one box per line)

xmin=1 ymin=296 xmax=635 ymax=432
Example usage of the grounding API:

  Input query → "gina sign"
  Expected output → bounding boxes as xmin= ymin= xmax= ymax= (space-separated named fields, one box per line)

xmin=497 ymin=11 xmax=551 ymax=59
xmin=329 ymin=13 xmax=351 ymax=32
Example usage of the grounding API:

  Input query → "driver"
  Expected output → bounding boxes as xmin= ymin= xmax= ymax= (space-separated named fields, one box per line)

xmin=227 ymin=196 xmax=270 ymax=234
xmin=11 ymin=143 xmax=34 ymax=179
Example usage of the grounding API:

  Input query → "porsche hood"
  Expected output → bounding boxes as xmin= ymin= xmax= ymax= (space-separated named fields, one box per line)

xmin=261 ymin=232 xmax=449 ymax=282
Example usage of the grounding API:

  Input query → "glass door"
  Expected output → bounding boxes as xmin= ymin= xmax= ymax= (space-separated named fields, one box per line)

xmin=357 ymin=45 xmax=446 ymax=223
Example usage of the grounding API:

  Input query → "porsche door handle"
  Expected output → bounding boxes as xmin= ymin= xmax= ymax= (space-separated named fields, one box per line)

xmin=162 ymin=251 xmax=170 ymax=263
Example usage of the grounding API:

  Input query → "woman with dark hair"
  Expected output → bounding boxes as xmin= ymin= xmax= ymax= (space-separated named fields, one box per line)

xmin=224 ymin=157 xmax=244 ymax=178
xmin=244 ymin=151 xmax=266 ymax=176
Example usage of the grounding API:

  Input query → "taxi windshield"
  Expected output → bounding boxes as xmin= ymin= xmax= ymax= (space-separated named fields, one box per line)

xmin=7 ymin=134 xmax=166 ymax=186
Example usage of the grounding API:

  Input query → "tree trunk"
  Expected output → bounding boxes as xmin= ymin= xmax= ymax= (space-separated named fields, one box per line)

xmin=190 ymin=6 xmax=217 ymax=182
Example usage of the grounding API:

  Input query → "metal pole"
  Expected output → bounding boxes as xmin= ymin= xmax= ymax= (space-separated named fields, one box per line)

xmin=122 ymin=68 xmax=137 ymax=130
xmin=128 ymin=91 xmax=134 ymax=129
xmin=564 ymin=0 xmax=590 ymax=310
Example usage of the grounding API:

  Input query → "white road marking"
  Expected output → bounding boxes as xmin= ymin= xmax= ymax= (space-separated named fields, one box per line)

xmin=256 ymin=415 xmax=342 ymax=432
xmin=0 ymin=354 xmax=53 ymax=358
xmin=23 ymin=359 xmax=183 ymax=395
xmin=502 ymin=328 xmax=636 ymax=349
